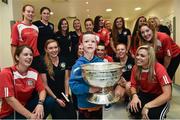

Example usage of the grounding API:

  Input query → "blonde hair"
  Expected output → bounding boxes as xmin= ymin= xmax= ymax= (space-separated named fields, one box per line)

xmin=135 ymin=45 xmax=156 ymax=81
xmin=44 ymin=39 xmax=59 ymax=77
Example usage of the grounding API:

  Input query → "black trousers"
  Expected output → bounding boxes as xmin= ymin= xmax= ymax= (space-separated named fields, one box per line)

xmin=167 ymin=54 xmax=180 ymax=80
xmin=129 ymin=91 xmax=170 ymax=119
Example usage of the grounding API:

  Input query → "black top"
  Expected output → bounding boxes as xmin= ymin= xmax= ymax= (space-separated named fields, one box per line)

xmin=33 ymin=20 xmax=54 ymax=55
xmin=46 ymin=57 xmax=70 ymax=99
xmin=54 ymin=32 xmax=73 ymax=67
xmin=117 ymin=28 xmax=131 ymax=45
xmin=70 ymin=31 xmax=80 ymax=63
xmin=114 ymin=55 xmax=134 ymax=81
xmin=159 ymin=24 xmax=171 ymax=36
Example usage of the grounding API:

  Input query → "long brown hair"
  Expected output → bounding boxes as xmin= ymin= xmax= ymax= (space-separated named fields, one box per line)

xmin=44 ymin=39 xmax=59 ymax=77
xmin=112 ymin=17 xmax=125 ymax=46
xmin=135 ymin=45 xmax=156 ymax=81
xmin=138 ymin=22 xmax=157 ymax=51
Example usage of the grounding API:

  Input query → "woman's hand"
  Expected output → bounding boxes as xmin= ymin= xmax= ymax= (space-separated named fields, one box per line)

xmin=114 ymin=85 xmax=125 ymax=98
xmin=130 ymin=94 xmax=141 ymax=113
xmin=56 ymin=98 xmax=66 ymax=107
xmin=89 ymin=87 xmax=101 ymax=93
xmin=33 ymin=104 xmax=44 ymax=119
xmin=141 ymin=105 xmax=149 ymax=120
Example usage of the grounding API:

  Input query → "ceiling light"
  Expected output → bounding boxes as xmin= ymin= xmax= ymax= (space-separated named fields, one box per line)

xmin=134 ymin=7 xmax=142 ymax=11
xmin=106 ymin=8 xmax=112 ymax=12
xmin=50 ymin=12 xmax=54 ymax=15
xmin=124 ymin=18 xmax=129 ymax=21
xmin=85 ymin=1 xmax=88 ymax=4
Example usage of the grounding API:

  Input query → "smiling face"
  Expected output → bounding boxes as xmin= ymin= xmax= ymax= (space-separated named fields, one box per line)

xmin=61 ymin=20 xmax=68 ymax=32
xmin=115 ymin=18 xmax=124 ymax=29
xmin=140 ymin=25 xmax=153 ymax=42
xmin=138 ymin=17 xmax=146 ymax=27
xmin=16 ymin=47 xmax=33 ymax=68
xmin=41 ymin=9 xmax=50 ymax=22
xmin=96 ymin=45 xmax=106 ymax=59
xmin=85 ymin=21 xmax=94 ymax=32
xmin=99 ymin=17 xmax=104 ymax=27
xmin=135 ymin=48 xmax=149 ymax=68
xmin=82 ymin=34 xmax=97 ymax=54
xmin=22 ymin=5 xmax=34 ymax=21
xmin=45 ymin=41 xmax=59 ymax=59
xmin=73 ymin=19 xmax=81 ymax=31
xmin=116 ymin=44 xmax=127 ymax=59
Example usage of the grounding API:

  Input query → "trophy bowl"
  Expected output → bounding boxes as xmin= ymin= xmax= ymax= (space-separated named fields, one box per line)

xmin=81 ymin=62 xmax=123 ymax=104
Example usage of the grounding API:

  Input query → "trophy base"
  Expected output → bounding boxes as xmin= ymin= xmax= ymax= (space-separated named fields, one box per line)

xmin=87 ymin=91 xmax=119 ymax=105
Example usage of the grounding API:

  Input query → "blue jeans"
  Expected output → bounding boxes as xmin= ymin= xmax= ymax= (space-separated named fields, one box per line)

xmin=2 ymin=96 xmax=55 ymax=119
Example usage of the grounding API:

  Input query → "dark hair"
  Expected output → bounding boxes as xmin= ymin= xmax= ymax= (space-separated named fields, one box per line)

xmin=131 ymin=16 xmax=147 ymax=49
xmin=40 ymin=6 xmax=51 ymax=14
xmin=14 ymin=45 xmax=33 ymax=63
xmin=112 ymin=17 xmax=125 ymax=44
xmin=22 ymin=4 xmax=34 ymax=19
xmin=93 ymin=15 xmax=102 ymax=33
xmin=58 ymin=18 xmax=69 ymax=35
xmin=84 ymin=18 xmax=94 ymax=26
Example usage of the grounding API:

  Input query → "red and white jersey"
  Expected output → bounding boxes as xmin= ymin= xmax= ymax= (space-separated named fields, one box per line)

xmin=11 ymin=22 xmax=40 ymax=57
xmin=131 ymin=62 xmax=172 ymax=96
xmin=156 ymin=32 xmax=172 ymax=61
xmin=0 ymin=66 xmax=44 ymax=118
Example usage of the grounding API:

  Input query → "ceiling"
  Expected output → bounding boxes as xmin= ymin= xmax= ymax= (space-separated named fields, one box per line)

xmin=20 ymin=0 xmax=166 ymax=20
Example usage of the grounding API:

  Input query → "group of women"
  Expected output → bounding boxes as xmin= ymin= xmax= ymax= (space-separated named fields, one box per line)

xmin=0 ymin=3 xmax=179 ymax=119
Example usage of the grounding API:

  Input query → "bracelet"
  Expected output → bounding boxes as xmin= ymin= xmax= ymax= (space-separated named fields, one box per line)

xmin=144 ymin=104 xmax=150 ymax=109
xmin=38 ymin=100 xmax=44 ymax=105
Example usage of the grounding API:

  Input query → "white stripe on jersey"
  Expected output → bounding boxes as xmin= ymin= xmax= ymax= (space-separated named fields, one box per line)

xmin=17 ymin=23 xmax=39 ymax=41
xmin=163 ymin=75 xmax=169 ymax=84
xmin=4 ymin=87 xmax=8 ymax=97
xmin=13 ymin=70 xmax=38 ymax=80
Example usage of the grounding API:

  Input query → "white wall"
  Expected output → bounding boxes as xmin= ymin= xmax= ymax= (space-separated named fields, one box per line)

xmin=174 ymin=0 xmax=180 ymax=85
xmin=0 ymin=1 xmax=13 ymax=68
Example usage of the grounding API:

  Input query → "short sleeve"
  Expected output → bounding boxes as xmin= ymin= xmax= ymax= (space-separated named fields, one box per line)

xmin=0 ymin=69 xmax=15 ymax=98
xmin=35 ymin=74 xmax=45 ymax=92
xmin=11 ymin=23 xmax=19 ymax=46
xmin=130 ymin=66 xmax=137 ymax=89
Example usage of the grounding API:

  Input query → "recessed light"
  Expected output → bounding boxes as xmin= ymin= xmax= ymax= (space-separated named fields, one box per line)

xmin=50 ymin=12 xmax=54 ymax=15
xmin=124 ymin=18 xmax=129 ymax=21
xmin=85 ymin=1 xmax=88 ymax=4
xmin=134 ymin=7 xmax=142 ymax=11
xmin=106 ymin=8 xmax=112 ymax=12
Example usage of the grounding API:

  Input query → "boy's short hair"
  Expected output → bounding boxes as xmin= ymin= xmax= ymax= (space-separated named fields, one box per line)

xmin=82 ymin=32 xmax=99 ymax=42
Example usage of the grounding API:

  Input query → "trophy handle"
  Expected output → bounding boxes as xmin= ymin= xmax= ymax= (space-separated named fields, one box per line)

xmin=73 ymin=67 xmax=83 ymax=79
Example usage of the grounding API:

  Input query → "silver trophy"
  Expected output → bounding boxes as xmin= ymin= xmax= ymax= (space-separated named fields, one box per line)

xmin=73 ymin=62 xmax=123 ymax=105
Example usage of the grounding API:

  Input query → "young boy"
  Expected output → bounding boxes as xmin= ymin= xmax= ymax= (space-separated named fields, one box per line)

xmin=69 ymin=32 xmax=103 ymax=119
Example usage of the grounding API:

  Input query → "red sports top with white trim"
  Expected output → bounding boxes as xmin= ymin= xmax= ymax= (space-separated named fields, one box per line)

xmin=130 ymin=62 xmax=172 ymax=96
xmin=0 ymin=66 xmax=44 ymax=118
xmin=11 ymin=22 xmax=40 ymax=57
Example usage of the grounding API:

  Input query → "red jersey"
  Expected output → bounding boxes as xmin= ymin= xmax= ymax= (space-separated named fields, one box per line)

xmin=157 ymin=32 xmax=180 ymax=58
xmin=11 ymin=22 xmax=40 ymax=57
xmin=0 ymin=66 xmax=44 ymax=118
xmin=97 ymin=28 xmax=110 ymax=46
xmin=103 ymin=55 xmax=113 ymax=62
xmin=131 ymin=62 xmax=172 ymax=96
xmin=156 ymin=32 xmax=172 ymax=61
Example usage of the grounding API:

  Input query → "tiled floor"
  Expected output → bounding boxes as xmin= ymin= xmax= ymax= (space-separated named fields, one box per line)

xmin=103 ymin=84 xmax=180 ymax=119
